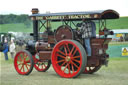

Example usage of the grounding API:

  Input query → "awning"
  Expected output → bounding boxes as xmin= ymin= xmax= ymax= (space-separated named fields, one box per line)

xmin=30 ymin=9 xmax=119 ymax=21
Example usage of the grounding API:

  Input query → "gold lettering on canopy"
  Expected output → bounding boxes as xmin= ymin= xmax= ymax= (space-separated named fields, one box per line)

xmin=36 ymin=17 xmax=43 ymax=20
xmin=35 ymin=14 xmax=92 ymax=20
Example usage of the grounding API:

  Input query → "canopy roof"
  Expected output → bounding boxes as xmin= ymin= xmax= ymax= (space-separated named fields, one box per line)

xmin=30 ymin=9 xmax=119 ymax=21
xmin=112 ymin=29 xmax=128 ymax=33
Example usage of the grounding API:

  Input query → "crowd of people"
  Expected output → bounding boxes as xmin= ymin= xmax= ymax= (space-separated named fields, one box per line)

xmin=1 ymin=39 xmax=25 ymax=61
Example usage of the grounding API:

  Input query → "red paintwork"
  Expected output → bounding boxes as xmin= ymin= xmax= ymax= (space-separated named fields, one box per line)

xmin=33 ymin=54 xmax=49 ymax=71
xmin=14 ymin=51 xmax=31 ymax=75
xmin=51 ymin=40 xmax=82 ymax=78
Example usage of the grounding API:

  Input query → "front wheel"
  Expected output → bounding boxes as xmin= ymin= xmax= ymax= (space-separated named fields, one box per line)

xmin=52 ymin=40 xmax=87 ymax=78
xmin=14 ymin=50 xmax=34 ymax=75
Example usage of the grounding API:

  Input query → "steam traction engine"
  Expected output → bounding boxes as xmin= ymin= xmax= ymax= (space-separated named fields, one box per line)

xmin=14 ymin=9 xmax=119 ymax=78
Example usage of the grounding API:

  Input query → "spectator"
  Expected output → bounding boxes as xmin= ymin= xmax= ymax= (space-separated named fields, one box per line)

xmin=120 ymin=36 xmax=123 ymax=42
xmin=3 ymin=39 xmax=9 ymax=60
xmin=9 ymin=40 xmax=16 ymax=58
xmin=19 ymin=40 xmax=24 ymax=49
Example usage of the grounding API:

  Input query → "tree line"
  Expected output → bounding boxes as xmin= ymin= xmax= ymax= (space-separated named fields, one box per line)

xmin=0 ymin=14 xmax=31 ymax=27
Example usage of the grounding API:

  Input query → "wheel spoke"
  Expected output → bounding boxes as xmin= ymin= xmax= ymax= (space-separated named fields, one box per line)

xmin=23 ymin=53 xmax=25 ymax=61
xmin=20 ymin=65 xmax=24 ymax=71
xmin=64 ymin=46 xmax=68 ymax=55
xmin=56 ymin=59 xmax=65 ymax=63
xmin=17 ymin=57 xmax=22 ymax=62
xmin=63 ymin=63 xmax=69 ymax=72
xmin=41 ymin=65 xmax=44 ymax=69
xmin=26 ymin=63 xmax=31 ymax=67
xmin=20 ymin=53 xmax=23 ymax=60
xmin=57 ymin=49 xmax=66 ymax=56
xmin=23 ymin=52 xmax=25 ymax=57
xmin=43 ymin=64 xmax=47 ymax=68
xmin=73 ymin=56 xmax=80 ymax=59
xmin=25 ymin=64 xmax=29 ymax=71
xmin=23 ymin=65 xmax=25 ymax=72
xmin=19 ymin=55 xmax=23 ymax=62
xmin=17 ymin=63 xmax=22 ymax=66
xmin=72 ymin=48 xmax=78 ymax=56
xmin=68 ymin=63 xmax=71 ymax=74
xmin=60 ymin=61 xmax=66 ymax=66
xmin=65 ymin=43 xmax=70 ymax=53
xmin=37 ymin=63 xmax=40 ymax=67
xmin=70 ymin=46 xmax=75 ymax=55
xmin=71 ymin=61 xmax=79 ymax=69
xmin=25 ymin=60 xmax=30 ymax=63
xmin=72 ymin=58 xmax=80 ymax=63
xmin=24 ymin=54 xmax=28 ymax=61
xmin=71 ymin=63 xmax=75 ymax=73
xmin=57 ymin=54 xmax=65 ymax=59
xmin=34 ymin=58 xmax=39 ymax=63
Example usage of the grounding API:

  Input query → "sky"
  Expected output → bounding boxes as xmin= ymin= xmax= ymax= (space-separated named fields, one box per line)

xmin=0 ymin=0 xmax=128 ymax=16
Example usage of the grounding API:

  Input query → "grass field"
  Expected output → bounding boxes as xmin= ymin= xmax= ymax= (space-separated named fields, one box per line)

xmin=0 ymin=23 xmax=33 ymax=33
xmin=0 ymin=17 xmax=128 ymax=33
xmin=0 ymin=52 xmax=128 ymax=85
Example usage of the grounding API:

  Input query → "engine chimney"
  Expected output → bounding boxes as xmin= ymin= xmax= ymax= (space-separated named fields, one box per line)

xmin=31 ymin=8 xmax=39 ymax=41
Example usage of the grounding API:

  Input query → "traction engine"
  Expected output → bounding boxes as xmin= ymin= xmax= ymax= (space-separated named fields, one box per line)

xmin=14 ymin=8 xmax=119 ymax=78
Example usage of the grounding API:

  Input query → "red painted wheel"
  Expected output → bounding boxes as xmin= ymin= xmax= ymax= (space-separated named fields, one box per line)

xmin=14 ymin=50 xmax=34 ymax=75
xmin=83 ymin=66 xmax=101 ymax=74
xmin=33 ymin=54 xmax=51 ymax=72
xmin=52 ymin=40 xmax=87 ymax=78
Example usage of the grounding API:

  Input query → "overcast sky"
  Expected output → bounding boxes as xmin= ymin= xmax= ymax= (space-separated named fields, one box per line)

xmin=0 ymin=0 xmax=128 ymax=16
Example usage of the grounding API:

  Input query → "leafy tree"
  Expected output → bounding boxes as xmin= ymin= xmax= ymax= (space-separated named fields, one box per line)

xmin=0 ymin=14 xmax=31 ymax=25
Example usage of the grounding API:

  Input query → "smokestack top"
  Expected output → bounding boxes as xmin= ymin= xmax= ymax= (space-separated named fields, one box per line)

xmin=31 ymin=8 xmax=39 ymax=14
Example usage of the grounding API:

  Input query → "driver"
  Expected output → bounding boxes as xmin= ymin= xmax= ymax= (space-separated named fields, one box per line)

xmin=79 ymin=20 xmax=96 ymax=56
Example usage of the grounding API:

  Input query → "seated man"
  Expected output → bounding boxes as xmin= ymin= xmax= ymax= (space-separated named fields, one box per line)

xmin=80 ymin=20 xmax=96 ymax=56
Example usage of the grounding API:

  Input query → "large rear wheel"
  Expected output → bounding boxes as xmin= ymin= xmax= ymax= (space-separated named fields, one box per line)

xmin=14 ymin=50 xmax=34 ymax=75
xmin=52 ymin=40 xmax=87 ymax=78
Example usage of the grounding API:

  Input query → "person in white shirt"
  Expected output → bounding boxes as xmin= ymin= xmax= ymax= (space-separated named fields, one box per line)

xmin=9 ymin=40 xmax=16 ymax=58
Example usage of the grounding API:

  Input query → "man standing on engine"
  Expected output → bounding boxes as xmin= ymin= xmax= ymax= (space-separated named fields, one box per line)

xmin=80 ymin=20 xmax=96 ymax=56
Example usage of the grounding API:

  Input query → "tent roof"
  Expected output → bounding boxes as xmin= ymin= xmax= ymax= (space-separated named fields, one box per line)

xmin=112 ymin=29 xmax=128 ymax=33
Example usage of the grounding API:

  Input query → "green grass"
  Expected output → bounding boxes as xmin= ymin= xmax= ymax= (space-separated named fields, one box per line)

xmin=0 ymin=17 xmax=128 ymax=33
xmin=0 ymin=23 xmax=33 ymax=33
xmin=106 ymin=17 xmax=128 ymax=29
xmin=0 ymin=52 xmax=128 ymax=85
